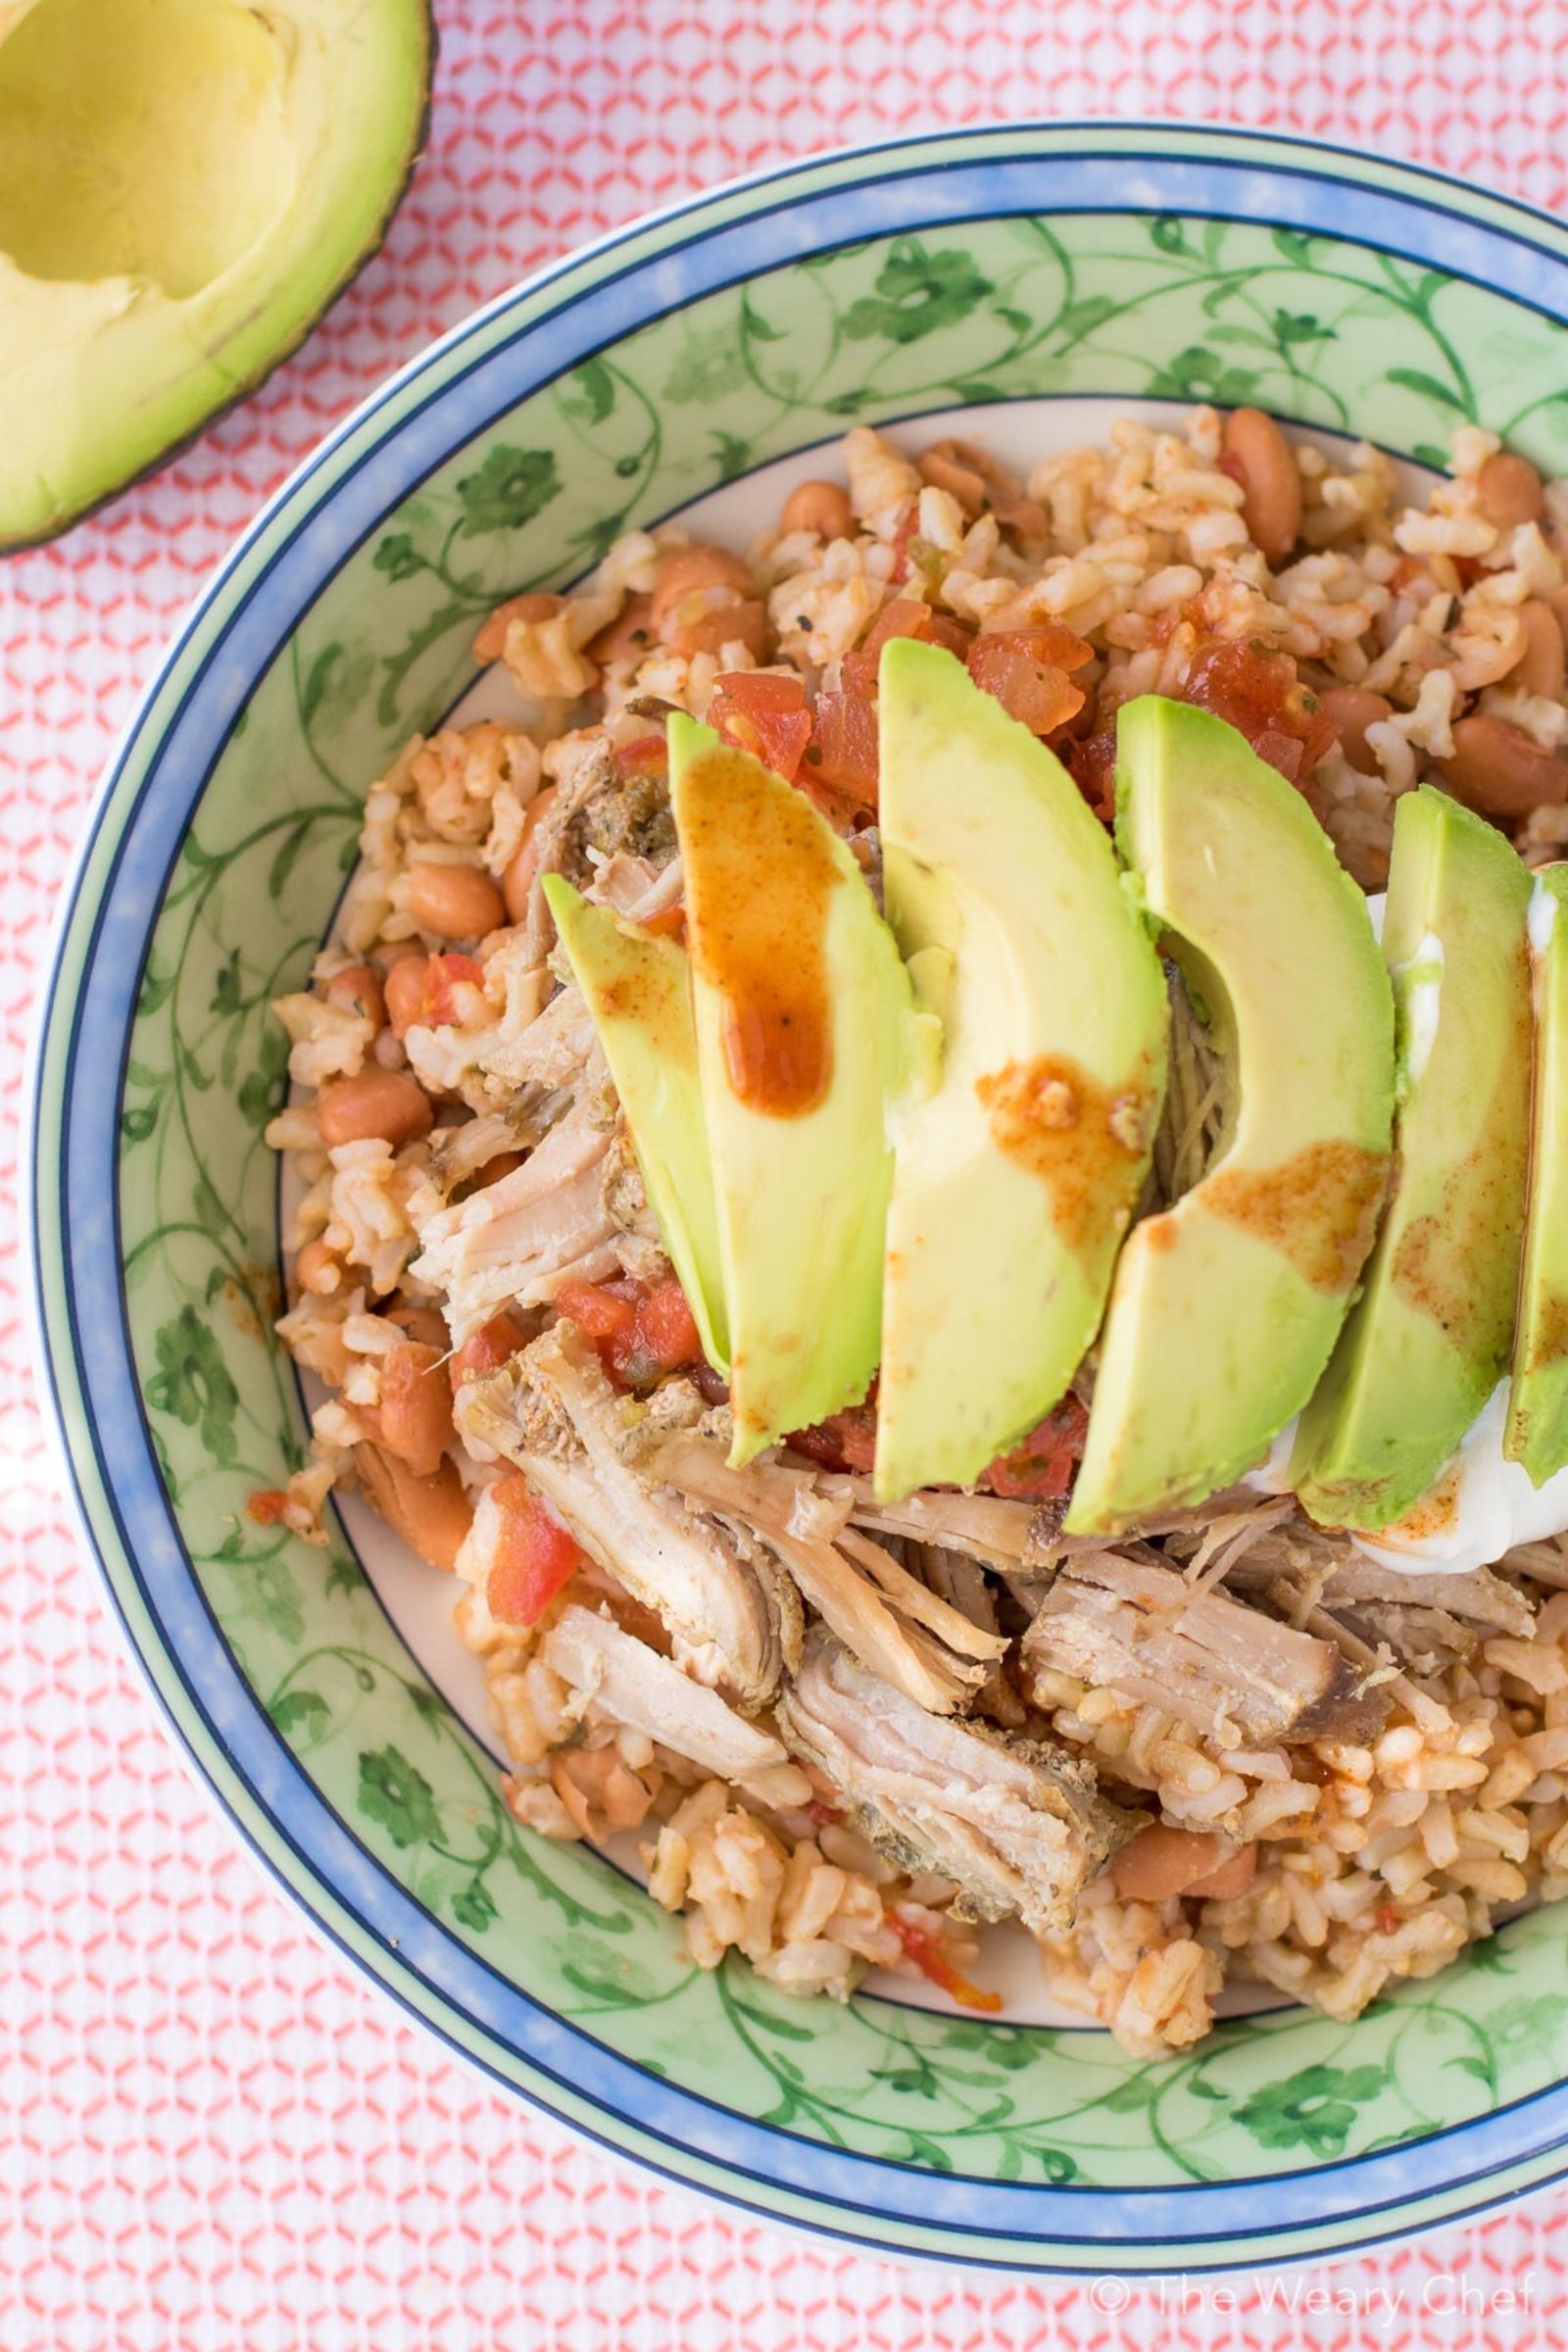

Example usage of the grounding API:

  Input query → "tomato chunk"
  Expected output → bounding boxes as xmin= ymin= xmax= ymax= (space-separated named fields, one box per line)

xmin=982 ymin=1396 xmax=1090 ymax=1499
xmin=787 ymin=1396 xmax=879 ymax=1474
xmin=449 ymin=1309 xmax=529 ymax=1392
xmin=709 ymin=671 xmax=813 ymax=782
xmin=420 ymin=952 xmax=484 ymax=1028
xmin=486 ymin=1474 xmax=585 ymax=1626
xmin=891 ymin=1912 xmax=1002 ymax=2013
xmin=966 ymin=635 xmax=1087 ymax=736
xmin=246 ymin=1488 xmax=289 ymax=1527
xmin=806 ymin=689 xmax=880 ymax=808
xmin=613 ymin=734 xmax=667 ymax=779
xmin=554 ymin=1275 xmax=703 ymax=1390
xmin=841 ymin=599 xmax=973 ymax=696
xmin=1181 ymin=638 xmax=1335 ymax=780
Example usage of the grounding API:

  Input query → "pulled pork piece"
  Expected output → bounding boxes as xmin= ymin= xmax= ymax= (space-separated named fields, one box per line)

xmin=777 ymin=1631 xmax=1133 ymax=1934
xmin=460 ymin=1327 xmax=798 ymax=1708
xmin=521 ymin=741 xmax=677 ymax=959
xmin=542 ymin=1603 xmax=788 ymax=1781
xmin=843 ymin=1484 xmax=1036 ymax=1573
xmin=648 ymin=1424 xmax=1005 ymax=1714
xmin=1024 ymin=1548 xmax=1390 ymax=1745
xmin=411 ymin=1098 xmax=618 ymax=1341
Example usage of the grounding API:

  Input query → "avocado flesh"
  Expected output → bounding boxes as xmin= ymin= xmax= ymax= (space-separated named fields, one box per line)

xmin=668 ymin=715 xmax=913 ymax=1464
xmin=1293 ymin=786 xmax=1532 ymax=1530
xmin=1507 ymin=866 xmax=1568 ymax=1483
xmin=544 ymin=877 xmax=729 ymax=1377
xmin=1066 ymin=697 xmax=1395 ymax=1537
xmin=0 ymin=0 xmax=430 ymax=547
xmin=873 ymin=639 xmax=1168 ymax=1503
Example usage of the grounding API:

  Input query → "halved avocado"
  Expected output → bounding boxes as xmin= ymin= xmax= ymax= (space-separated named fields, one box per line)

xmin=667 ymin=714 xmax=912 ymax=1465
xmin=544 ymin=876 xmax=729 ymax=1376
xmin=1507 ymin=865 xmax=1568 ymax=1483
xmin=1293 ymin=785 xmax=1532 ymax=1530
xmin=0 ymin=0 xmax=431 ymax=547
xmin=1066 ymin=697 xmax=1395 ymax=1537
xmin=873 ymin=639 xmax=1168 ymax=1503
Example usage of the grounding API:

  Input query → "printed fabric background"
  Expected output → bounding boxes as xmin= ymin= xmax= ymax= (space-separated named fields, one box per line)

xmin=8 ymin=3 xmax=1568 ymax=2345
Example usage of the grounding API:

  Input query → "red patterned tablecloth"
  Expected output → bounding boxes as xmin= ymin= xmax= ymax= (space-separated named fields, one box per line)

xmin=8 ymin=6 xmax=1568 ymax=2343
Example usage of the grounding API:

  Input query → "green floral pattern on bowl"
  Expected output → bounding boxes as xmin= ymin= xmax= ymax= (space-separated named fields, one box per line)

xmin=39 ymin=129 xmax=1568 ymax=2268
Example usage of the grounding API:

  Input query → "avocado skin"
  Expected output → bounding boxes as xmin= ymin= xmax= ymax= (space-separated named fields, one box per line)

xmin=0 ymin=1 xmax=434 ymax=550
xmin=1294 ymin=785 xmax=1532 ymax=1531
xmin=1067 ymin=696 xmax=1395 ymax=1537
xmin=1508 ymin=864 xmax=1568 ymax=1485
xmin=873 ymin=638 xmax=1168 ymax=1502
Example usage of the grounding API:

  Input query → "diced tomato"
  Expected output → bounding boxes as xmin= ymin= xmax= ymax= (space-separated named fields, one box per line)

xmin=613 ymin=734 xmax=667 ymax=778
xmin=841 ymin=599 xmax=973 ymax=696
xmin=420 ymin=953 xmax=484 ymax=1028
xmin=806 ymin=689 xmax=880 ymax=808
xmin=247 ymin=1488 xmax=289 ymax=1527
xmin=787 ymin=1397 xmax=879 ymax=1474
xmin=449 ymin=1309 xmax=529 ymax=1392
xmin=974 ymin=622 xmax=1095 ymax=675
xmin=486 ymin=1474 xmax=585 ymax=1626
xmin=891 ymin=1912 xmax=1002 ymax=2014
xmin=1063 ymin=727 xmax=1118 ymax=821
xmin=983 ymin=1396 xmax=1090 ymax=1499
xmin=640 ymin=904 xmax=686 ymax=940
xmin=966 ymin=636 xmax=1087 ymax=736
xmin=709 ymin=671 xmax=813 ymax=782
xmin=633 ymin=1278 xmax=702 ymax=1371
xmin=553 ymin=1278 xmax=638 ymax=1346
xmin=1181 ymin=638 xmax=1335 ymax=780
xmin=554 ymin=1274 xmax=703 ymax=1390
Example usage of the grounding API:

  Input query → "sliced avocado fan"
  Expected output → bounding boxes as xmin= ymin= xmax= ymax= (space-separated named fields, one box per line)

xmin=544 ymin=876 xmax=729 ymax=1376
xmin=873 ymin=639 xmax=1168 ymax=1503
xmin=1507 ymin=865 xmax=1568 ymax=1484
xmin=667 ymin=714 xmax=913 ymax=1465
xmin=1293 ymin=786 xmax=1532 ymax=1530
xmin=0 ymin=0 xmax=431 ymax=546
xmin=1067 ymin=697 xmax=1395 ymax=1537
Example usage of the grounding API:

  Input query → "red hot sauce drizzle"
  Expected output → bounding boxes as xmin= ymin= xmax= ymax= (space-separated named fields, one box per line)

xmin=679 ymin=743 xmax=841 ymax=1118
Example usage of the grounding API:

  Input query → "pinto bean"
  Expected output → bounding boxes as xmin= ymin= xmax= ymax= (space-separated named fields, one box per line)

xmin=472 ymin=591 xmax=567 ymax=664
xmin=1514 ymin=599 xmax=1566 ymax=702
xmin=501 ymin=784 xmax=561 ymax=923
xmin=1434 ymin=712 xmax=1568 ymax=818
xmin=383 ymin=953 xmax=430 ymax=1040
xmin=1314 ymin=685 xmax=1394 ymax=775
xmin=293 ymin=1237 xmax=341 ymax=1297
xmin=650 ymin=544 xmax=756 ymax=638
xmin=317 ymin=1067 xmax=433 ymax=1150
xmin=1476 ymin=450 xmax=1544 ymax=533
xmin=376 ymin=1341 xmax=456 ymax=1479
xmin=404 ymin=859 xmax=506 ymax=943
xmin=353 ymin=1442 xmax=472 ymax=1573
xmin=1222 ymin=406 xmax=1302 ymax=569
xmin=1110 ymin=1824 xmax=1248 ymax=1903
xmin=385 ymin=1298 xmax=451 ymax=1350
xmin=321 ymin=962 xmax=385 ymax=1030
xmin=669 ymin=596 xmax=770 ymax=663
xmin=586 ymin=591 xmax=657 ymax=667
xmin=1187 ymin=1842 xmax=1258 ymax=1901
xmin=780 ymin=479 xmax=855 ymax=541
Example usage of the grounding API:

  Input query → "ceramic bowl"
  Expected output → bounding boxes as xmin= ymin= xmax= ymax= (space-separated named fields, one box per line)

xmin=34 ymin=123 xmax=1568 ymax=2271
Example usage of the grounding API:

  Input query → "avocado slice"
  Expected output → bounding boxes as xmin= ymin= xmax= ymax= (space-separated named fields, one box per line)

xmin=1066 ymin=697 xmax=1395 ymax=1536
xmin=543 ymin=876 xmax=729 ymax=1376
xmin=1507 ymin=866 xmax=1568 ymax=1483
xmin=1293 ymin=785 xmax=1532 ymax=1529
xmin=667 ymin=715 xmax=913 ymax=1464
xmin=0 ymin=0 xmax=431 ymax=547
xmin=872 ymin=639 xmax=1168 ymax=1502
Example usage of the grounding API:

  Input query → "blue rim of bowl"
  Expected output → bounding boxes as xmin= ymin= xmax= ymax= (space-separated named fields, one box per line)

xmin=30 ymin=122 xmax=1568 ymax=2270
